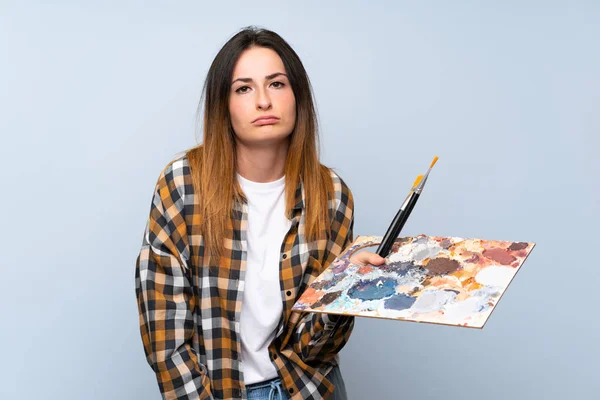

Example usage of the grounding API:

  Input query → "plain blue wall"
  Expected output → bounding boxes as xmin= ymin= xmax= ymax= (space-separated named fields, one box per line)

xmin=1 ymin=1 xmax=598 ymax=399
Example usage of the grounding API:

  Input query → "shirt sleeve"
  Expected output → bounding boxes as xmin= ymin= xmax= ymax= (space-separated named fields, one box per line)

xmin=135 ymin=165 xmax=213 ymax=400
xmin=291 ymin=175 xmax=356 ymax=364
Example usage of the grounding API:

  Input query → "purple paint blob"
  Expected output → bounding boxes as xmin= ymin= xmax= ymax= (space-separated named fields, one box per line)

xmin=312 ymin=274 xmax=344 ymax=290
xmin=378 ymin=260 xmax=415 ymax=275
xmin=331 ymin=260 xmax=350 ymax=274
xmin=439 ymin=239 xmax=453 ymax=249
xmin=508 ymin=242 xmax=528 ymax=251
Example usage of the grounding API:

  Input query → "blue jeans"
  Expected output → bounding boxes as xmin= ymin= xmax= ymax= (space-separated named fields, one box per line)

xmin=246 ymin=364 xmax=348 ymax=400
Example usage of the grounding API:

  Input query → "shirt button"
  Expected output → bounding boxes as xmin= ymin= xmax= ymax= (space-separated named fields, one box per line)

xmin=282 ymin=253 xmax=287 ymax=260
xmin=271 ymin=352 xmax=278 ymax=360
xmin=286 ymin=290 xmax=292 ymax=297
xmin=288 ymin=388 xmax=295 ymax=394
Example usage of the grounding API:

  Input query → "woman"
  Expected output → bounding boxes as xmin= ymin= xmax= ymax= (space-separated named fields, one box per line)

xmin=135 ymin=26 xmax=384 ymax=400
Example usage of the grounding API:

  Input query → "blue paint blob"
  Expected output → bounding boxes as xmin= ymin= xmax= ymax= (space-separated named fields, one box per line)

xmin=347 ymin=278 xmax=397 ymax=301
xmin=384 ymin=294 xmax=416 ymax=311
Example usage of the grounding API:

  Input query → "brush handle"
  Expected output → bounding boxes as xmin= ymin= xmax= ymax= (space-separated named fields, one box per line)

xmin=376 ymin=192 xmax=420 ymax=258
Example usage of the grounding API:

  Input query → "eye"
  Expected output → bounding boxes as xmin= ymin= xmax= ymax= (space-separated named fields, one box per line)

xmin=235 ymin=85 xmax=251 ymax=94
xmin=270 ymin=81 xmax=285 ymax=89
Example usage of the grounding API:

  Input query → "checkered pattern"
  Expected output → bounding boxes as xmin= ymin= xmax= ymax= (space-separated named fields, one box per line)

xmin=135 ymin=154 xmax=355 ymax=400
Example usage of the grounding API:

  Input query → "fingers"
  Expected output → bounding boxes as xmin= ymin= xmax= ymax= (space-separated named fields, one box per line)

xmin=349 ymin=251 xmax=386 ymax=266
xmin=364 ymin=252 xmax=386 ymax=266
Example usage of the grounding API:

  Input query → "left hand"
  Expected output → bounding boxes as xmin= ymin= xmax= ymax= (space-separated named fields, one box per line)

xmin=349 ymin=251 xmax=386 ymax=267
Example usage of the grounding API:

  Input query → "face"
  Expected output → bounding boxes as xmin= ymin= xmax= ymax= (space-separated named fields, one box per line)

xmin=229 ymin=46 xmax=296 ymax=148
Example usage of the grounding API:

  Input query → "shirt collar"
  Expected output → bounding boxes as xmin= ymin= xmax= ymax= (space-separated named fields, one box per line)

xmin=234 ymin=177 xmax=305 ymax=212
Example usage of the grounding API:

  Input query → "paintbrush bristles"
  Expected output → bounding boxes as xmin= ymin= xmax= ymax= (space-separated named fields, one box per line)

xmin=414 ymin=156 xmax=438 ymax=192
xmin=430 ymin=156 xmax=439 ymax=169
xmin=412 ymin=175 xmax=423 ymax=188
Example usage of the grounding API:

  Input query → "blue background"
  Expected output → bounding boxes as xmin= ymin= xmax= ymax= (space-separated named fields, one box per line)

xmin=1 ymin=1 xmax=598 ymax=399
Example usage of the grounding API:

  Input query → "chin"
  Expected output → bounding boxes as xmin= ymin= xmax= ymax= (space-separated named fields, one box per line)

xmin=238 ymin=128 xmax=292 ymax=147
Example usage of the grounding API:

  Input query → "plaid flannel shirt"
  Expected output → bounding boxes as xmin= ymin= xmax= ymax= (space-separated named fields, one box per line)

xmin=135 ymin=154 xmax=355 ymax=400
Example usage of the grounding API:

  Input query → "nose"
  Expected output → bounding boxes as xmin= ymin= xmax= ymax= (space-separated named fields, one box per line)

xmin=256 ymin=87 xmax=272 ymax=111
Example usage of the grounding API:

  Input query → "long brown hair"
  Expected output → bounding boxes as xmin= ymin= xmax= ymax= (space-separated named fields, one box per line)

xmin=187 ymin=26 xmax=334 ymax=258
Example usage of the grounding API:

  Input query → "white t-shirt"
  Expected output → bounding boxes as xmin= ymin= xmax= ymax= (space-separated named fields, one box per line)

xmin=237 ymin=173 xmax=292 ymax=385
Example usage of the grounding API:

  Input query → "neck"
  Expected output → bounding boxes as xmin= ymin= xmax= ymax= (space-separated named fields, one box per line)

xmin=235 ymin=139 xmax=289 ymax=183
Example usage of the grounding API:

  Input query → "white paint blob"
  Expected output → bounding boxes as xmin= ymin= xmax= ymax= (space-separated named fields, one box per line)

xmin=442 ymin=296 xmax=487 ymax=323
xmin=475 ymin=265 xmax=515 ymax=287
xmin=410 ymin=290 xmax=456 ymax=313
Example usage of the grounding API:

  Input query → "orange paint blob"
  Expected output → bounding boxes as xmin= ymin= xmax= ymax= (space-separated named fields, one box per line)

xmin=358 ymin=265 xmax=374 ymax=274
xmin=300 ymin=287 xmax=324 ymax=304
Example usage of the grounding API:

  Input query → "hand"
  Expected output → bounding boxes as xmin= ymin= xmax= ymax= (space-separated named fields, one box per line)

xmin=349 ymin=250 xmax=386 ymax=267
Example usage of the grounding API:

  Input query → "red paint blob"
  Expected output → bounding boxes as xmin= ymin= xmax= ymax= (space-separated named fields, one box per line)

xmin=483 ymin=248 xmax=516 ymax=265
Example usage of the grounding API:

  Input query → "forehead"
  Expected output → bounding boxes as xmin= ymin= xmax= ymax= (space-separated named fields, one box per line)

xmin=232 ymin=46 xmax=286 ymax=78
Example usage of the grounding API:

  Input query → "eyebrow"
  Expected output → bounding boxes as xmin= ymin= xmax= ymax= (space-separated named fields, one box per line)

xmin=231 ymin=72 xmax=288 ymax=86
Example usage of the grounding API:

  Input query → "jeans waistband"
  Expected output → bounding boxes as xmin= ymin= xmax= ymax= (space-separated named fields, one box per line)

xmin=246 ymin=376 xmax=280 ymax=390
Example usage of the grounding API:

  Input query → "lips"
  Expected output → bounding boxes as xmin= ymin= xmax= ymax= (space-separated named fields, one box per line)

xmin=253 ymin=115 xmax=279 ymax=125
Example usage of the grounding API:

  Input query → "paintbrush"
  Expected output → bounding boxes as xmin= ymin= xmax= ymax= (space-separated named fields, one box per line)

xmin=329 ymin=156 xmax=438 ymax=338
xmin=375 ymin=156 xmax=439 ymax=258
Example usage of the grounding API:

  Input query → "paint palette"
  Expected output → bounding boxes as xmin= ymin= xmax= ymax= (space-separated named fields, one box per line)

xmin=292 ymin=234 xmax=535 ymax=328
